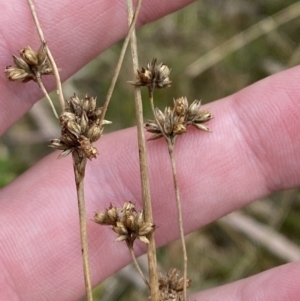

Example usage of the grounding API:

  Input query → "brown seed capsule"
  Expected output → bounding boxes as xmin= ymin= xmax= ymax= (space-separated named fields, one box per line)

xmin=88 ymin=96 xmax=97 ymax=114
xmin=86 ymin=124 xmax=102 ymax=142
xmin=66 ymin=120 xmax=81 ymax=137
xmin=155 ymin=107 xmax=165 ymax=126
xmin=94 ymin=211 xmax=108 ymax=225
xmin=138 ymin=222 xmax=154 ymax=236
xmin=78 ymin=136 xmax=98 ymax=159
xmin=194 ymin=110 xmax=212 ymax=122
xmin=174 ymin=97 xmax=188 ymax=116
xmin=4 ymin=66 xmax=30 ymax=82
xmin=123 ymin=201 xmax=135 ymax=213
xmin=144 ymin=121 xmax=160 ymax=133
xmin=60 ymin=112 xmax=76 ymax=124
xmin=137 ymin=68 xmax=152 ymax=86
xmin=93 ymin=107 xmax=103 ymax=119
xmin=12 ymin=55 xmax=31 ymax=72
xmin=82 ymin=96 xmax=91 ymax=113
xmin=107 ymin=206 xmax=118 ymax=225
xmin=37 ymin=43 xmax=47 ymax=65
xmin=188 ymin=99 xmax=202 ymax=117
xmin=163 ymin=108 xmax=173 ymax=135
xmin=113 ymin=222 xmax=128 ymax=235
xmin=134 ymin=210 xmax=144 ymax=227
xmin=173 ymin=123 xmax=186 ymax=135
xmin=60 ymin=133 xmax=78 ymax=146
xmin=80 ymin=112 xmax=89 ymax=134
xmin=126 ymin=215 xmax=135 ymax=231
xmin=20 ymin=46 xmax=38 ymax=66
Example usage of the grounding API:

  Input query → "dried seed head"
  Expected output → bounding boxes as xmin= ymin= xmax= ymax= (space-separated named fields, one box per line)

xmin=50 ymin=94 xmax=111 ymax=160
xmin=158 ymin=268 xmax=191 ymax=301
xmin=187 ymin=100 xmax=212 ymax=131
xmin=146 ymin=96 xmax=212 ymax=140
xmin=5 ymin=43 xmax=53 ymax=83
xmin=129 ymin=58 xmax=172 ymax=89
xmin=94 ymin=202 xmax=155 ymax=246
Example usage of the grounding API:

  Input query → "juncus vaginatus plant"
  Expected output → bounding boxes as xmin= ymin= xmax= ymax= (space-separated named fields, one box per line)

xmin=4 ymin=0 xmax=212 ymax=300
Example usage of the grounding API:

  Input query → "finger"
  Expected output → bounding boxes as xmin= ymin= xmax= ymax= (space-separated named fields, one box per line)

xmin=191 ymin=262 xmax=300 ymax=301
xmin=1 ymin=65 xmax=300 ymax=300
xmin=0 ymin=0 xmax=194 ymax=134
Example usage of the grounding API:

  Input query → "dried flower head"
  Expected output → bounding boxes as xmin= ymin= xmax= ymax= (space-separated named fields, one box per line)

xmin=145 ymin=96 xmax=212 ymax=141
xmin=94 ymin=201 xmax=155 ymax=246
xmin=128 ymin=58 xmax=172 ymax=89
xmin=158 ymin=268 xmax=191 ymax=301
xmin=4 ymin=42 xmax=53 ymax=82
xmin=50 ymin=94 xmax=111 ymax=160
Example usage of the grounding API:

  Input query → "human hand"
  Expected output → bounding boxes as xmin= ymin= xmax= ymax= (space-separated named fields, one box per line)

xmin=1 ymin=1 xmax=300 ymax=300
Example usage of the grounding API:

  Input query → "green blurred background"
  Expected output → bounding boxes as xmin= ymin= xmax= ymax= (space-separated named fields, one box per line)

xmin=1 ymin=0 xmax=300 ymax=300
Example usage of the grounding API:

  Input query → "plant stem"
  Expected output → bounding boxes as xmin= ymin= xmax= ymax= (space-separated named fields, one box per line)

xmin=36 ymin=76 xmax=58 ymax=118
xmin=27 ymin=0 xmax=65 ymax=111
xmin=149 ymin=86 xmax=188 ymax=300
xmin=72 ymin=151 xmax=93 ymax=301
xmin=128 ymin=244 xmax=150 ymax=289
xmin=98 ymin=0 xmax=142 ymax=129
xmin=126 ymin=2 xmax=160 ymax=301
xmin=167 ymin=141 xmax=187 ymax=301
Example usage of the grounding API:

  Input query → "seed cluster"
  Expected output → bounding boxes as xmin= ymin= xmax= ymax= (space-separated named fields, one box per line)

xmin=4 ymin=43 xmax=52 ymax=82
xmin=159 ymin=268 xmax=191 ymax=301
xmin=129 ymin=58 xmax=172 ymax=89
xmin=50 ymin=94 xmax=111 ymax=160
xmin=94 ymin=201 xmax=155 ymax=246
xmin=145 ymin=96 xmax=212 ymax=140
